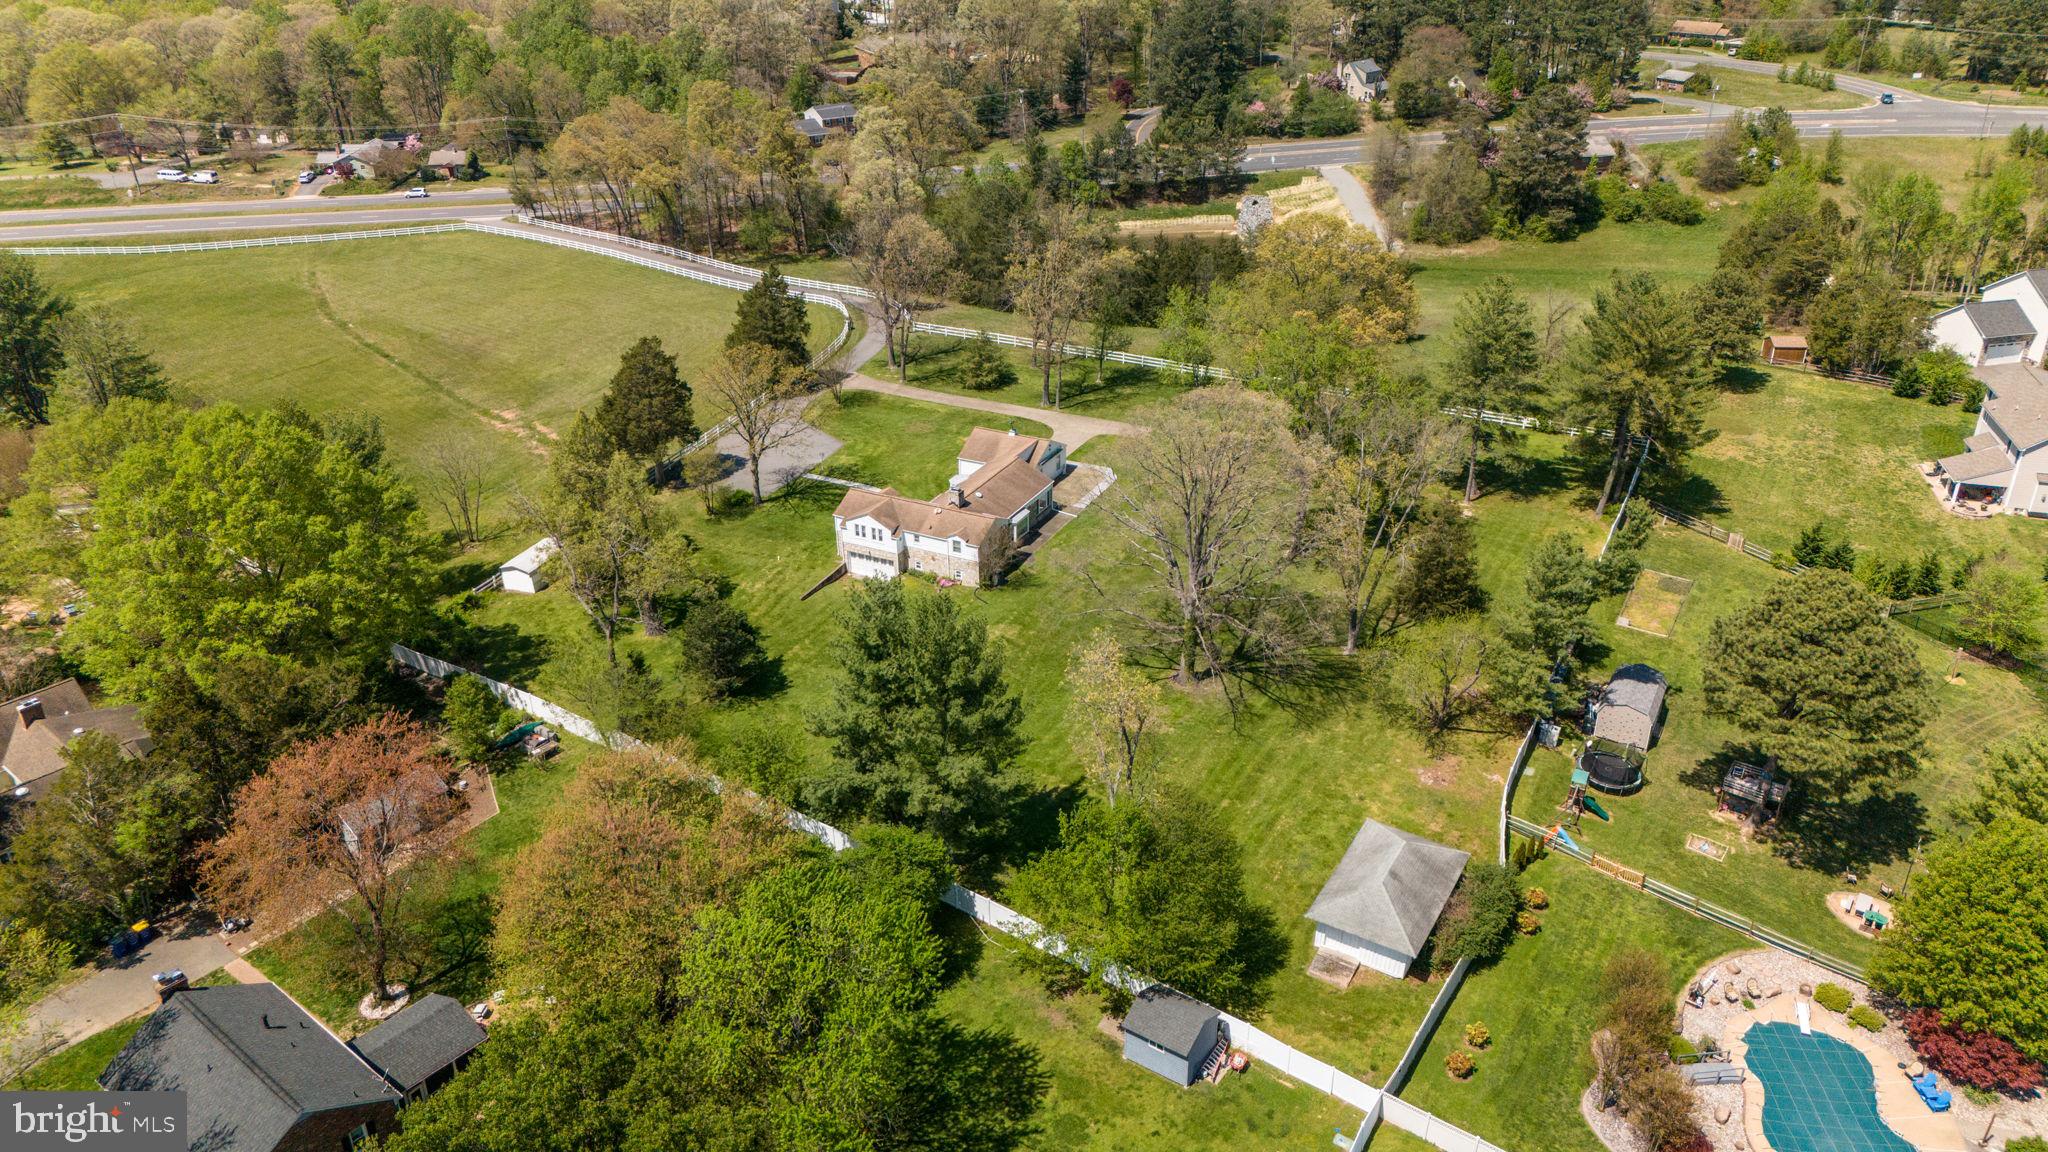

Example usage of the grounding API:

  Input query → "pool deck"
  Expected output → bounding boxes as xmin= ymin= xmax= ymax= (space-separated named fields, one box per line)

xmin=1721 ymin=997 xmax=1969 ymax=1152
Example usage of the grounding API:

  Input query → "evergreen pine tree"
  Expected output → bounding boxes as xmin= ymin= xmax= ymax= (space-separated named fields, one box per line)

xmin=959 ymin=334 xmax=1017 ymax=391
xmin=726 ymin=268 xmax=811 ymax=371
xmin=594 ymin=336 xmax=697 ymax=467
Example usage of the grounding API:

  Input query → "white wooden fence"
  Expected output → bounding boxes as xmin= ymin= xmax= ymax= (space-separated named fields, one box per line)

xmin=381 ymin=642 xmax=1557 ymax=1148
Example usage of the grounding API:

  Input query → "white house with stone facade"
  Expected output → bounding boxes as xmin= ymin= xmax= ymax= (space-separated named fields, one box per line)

xmin=831 ymin=428 xmax=1066 ymax=585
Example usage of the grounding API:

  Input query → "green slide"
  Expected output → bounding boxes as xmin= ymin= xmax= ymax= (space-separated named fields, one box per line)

xmin=1582 ymin=794 xmax=1612 ymax=821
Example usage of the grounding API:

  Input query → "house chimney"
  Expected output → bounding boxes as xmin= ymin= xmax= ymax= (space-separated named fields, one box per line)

xmin=16 ymin=698 xmax=41 ymax=727
xmin=946 ymin=486 xmax=964 ymax=507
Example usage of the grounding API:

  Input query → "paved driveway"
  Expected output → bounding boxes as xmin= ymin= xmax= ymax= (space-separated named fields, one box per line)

xmin=27 ymin=915 xmax=236 ymax=1051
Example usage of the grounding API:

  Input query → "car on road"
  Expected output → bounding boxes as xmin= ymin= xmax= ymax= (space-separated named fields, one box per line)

xmin=1880 ymin=92 xmax=1894 ymax=104
xmin=155 ymin=167 xmax=185 ymax=182
xmin=404 ymin=186 xmax=429 ymax=198
xmin=297 ymin=169 xmax=317 ymax=184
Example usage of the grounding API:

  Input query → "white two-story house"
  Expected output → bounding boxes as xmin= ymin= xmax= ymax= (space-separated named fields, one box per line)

xmin=831 ymin=428 xmax=1066 ymax=585
xmin=1929 ymin=269 xmax=2048 ymax=367
xmin=1932 ymin=361 xmax=2048 ymax=515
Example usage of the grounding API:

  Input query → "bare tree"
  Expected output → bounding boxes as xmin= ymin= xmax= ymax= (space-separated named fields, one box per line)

xmin=429 ymin=441 xmax=493 ymax=544
xmin=1310 ymin=395 xmax=1461 ymax=653
xmin=1103 ymin=386 xmax=1305 ymax=708
xmin=700 ymin=343 xmax=807 ymax=504
xmin=840 ymin=212 xmax=955 ymax=380
xmin=1007 ymin=205 xmax=1113 ymax=408
xmin=1392 ymin=623 xmax=1494 ymax=748
xmin=201 ymin=714 xmax=463 ymax=1006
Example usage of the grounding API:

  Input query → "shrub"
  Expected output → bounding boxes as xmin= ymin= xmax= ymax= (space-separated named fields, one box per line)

xmin=681 ymin=600 xmax=766 ymax=698
xmin=958 ymin=334 xmax=1018 ymax=392
xmin=1814 ymin=983 xmax=1853 ymax=1013
xmin=1668 ymin=1034 xmax=1698 ymax=1060
xmin=1849 ymin=1005 xmax=1886 ymax=1032
xmin=2005 ymin=1138 xmax=2048 ymax=1152
xmin=1510 ymin=834 xmax=1545 ymax=873
xmin=1464 ymin=1021 xmax=1491 ymax=1049
xmin=442 ymin=675 xmax=510 ymax=762
xmin=1903 ymin=1010 xmax=2046 ymax=1093
xmin=1431 ymin=862 xmax=1521 ymax=969
xmin=1523 ymin=886 xmax=1548 ymax=910
xmin=1515 ymin=909 xmax=1542 ymax=935
xmin=1445 ymin=1049 xmax=1475 ymax=1078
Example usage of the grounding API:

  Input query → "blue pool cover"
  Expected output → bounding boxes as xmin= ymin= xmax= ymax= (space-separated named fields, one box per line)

xmin=1742 ymin=1021 xmax=1914 ymax=1152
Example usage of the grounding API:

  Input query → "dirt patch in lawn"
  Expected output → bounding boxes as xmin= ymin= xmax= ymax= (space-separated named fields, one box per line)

xmin=1617 ymin=569 xmax=1693 ymax=637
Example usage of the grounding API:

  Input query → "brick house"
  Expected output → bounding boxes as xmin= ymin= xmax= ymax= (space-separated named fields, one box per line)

xmin=831 ymin=428 xmax=1066 ymax=586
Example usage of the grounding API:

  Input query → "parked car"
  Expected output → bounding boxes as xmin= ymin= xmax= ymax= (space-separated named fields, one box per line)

xmin=189 ymin=170 xmax=218 ymax=184
xmin=297 ymin=170 xmax=317 ymax=184
xmin=404 ymin=186 xmax=429 ymax=198
xmin=154 ymin=167 xmax=185 ymax=182
xmin=1880 ymin=92 xmax=1894 ymax=104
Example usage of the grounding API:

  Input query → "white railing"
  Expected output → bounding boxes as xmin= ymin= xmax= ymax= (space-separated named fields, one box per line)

xmin=516 ymin=216 xmax=877 ymax=300
xmin=904 ymin=320 xmax=1228 ymax=377
xmin=6 ymin=223 xmax=471 ymax=255
xmin=380 ymin=641 xmax=1532 ymax=1142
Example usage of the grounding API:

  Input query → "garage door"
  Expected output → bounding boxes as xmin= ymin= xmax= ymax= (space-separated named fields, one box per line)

xmin=849 ymin=554 xmax=898 ymax=579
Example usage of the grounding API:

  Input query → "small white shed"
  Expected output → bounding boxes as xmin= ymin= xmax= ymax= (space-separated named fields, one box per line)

xmin=498 ymin=537 xmax=558 ymax=595
xmin=1306 ymin=820 xmax=1470 ymax=980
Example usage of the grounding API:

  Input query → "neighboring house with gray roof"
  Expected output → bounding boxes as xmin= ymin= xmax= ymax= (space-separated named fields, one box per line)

xmin=1589 ymin=663 xmax=1667 ymax=752
xmin=1981 ymin=269 xmax=2048 ymax=363
xmin=101 ymin=983 xmax=402 ymax=1152
xmin=1306 ymin=820 xmax=1470 ymax=980
xmin=1338 ymin=58 xmax=1386 ymax=101
xmin=1934 ymin=361 xmax=2048 ymax=514
xmin=349 ymin=994 xmax=487 ymax=1102
xmin=1929 ymin=298 xmax=2038 ymax=367
xmin=1120 ymin=984 xmax=1224 ymax=1086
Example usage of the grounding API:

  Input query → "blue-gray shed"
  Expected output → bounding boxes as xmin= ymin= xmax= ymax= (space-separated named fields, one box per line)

xmin=1120 ymin=984 xmax=1224 ymax=1086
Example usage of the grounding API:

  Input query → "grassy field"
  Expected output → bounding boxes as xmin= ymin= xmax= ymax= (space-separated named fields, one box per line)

xmin=33 ymin=233 xmax=840 ymax=534
xmin=1399 ymin=857 xmax=1744 ymax=1152
xmin=808 ymin=391 xmax=1053 ymax=494
xmin=863 ymin=334 xmax=1187 ymax=421
xmin=1640 ymin=63 xmax=1867 ymax=112
xmin=1642 ymin=134 xmax=2013 ymax=209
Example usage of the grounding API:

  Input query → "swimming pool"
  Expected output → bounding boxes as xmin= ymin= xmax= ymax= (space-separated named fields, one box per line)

xmin=1742 ymin=1022 xmax=1914 ymax=1152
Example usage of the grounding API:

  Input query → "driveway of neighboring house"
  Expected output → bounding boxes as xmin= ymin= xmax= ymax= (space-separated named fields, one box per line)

xmin=714 ymin=411 xmax=844 ymax=497
xmin=1319 ymin=164 xmax=1390 ymax=244
xmin=26 ymin=914 xmax=237 ymax=1053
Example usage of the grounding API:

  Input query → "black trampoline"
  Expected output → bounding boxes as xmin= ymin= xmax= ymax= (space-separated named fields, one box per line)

xmin=1579 ymin=737 xmax=1645 ymax=794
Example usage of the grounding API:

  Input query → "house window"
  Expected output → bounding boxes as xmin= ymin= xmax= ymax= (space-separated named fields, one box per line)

xmin=952 ymin=539 xmax=962 ymax=554
xmin=347 ymin=1123 xmax=375 ymax=1150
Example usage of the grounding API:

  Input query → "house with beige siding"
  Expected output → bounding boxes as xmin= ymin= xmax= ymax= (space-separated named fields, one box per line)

xmin=831 ymin=428 xmax=1066 ymax=585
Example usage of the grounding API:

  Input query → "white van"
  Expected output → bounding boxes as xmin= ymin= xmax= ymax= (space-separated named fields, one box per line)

xmin=189 ymin=170 xmax=218 ymax=184
xmin=154 ymin=168 xmax=185 ymax=182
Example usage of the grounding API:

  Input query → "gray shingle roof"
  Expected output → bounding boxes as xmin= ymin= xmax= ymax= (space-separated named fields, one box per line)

xmin=1122 ymin=985 xmax=1217 ymax=1056
xmin=350 ymin=993 xmax=487 ymax=1092
xmin=1598 ymin=664 xmax=1666 ymax=721
xmin=101 ymin=984 xmax=397 ymax=1152
xmin=1964 ymin=299 xmax=2037 ymax=341
xmin=1305 ymin=820 xmax=1470 ymax=956
xmin=1979 ymin=362 xmax=2048 ymax=451
xmin=808 ymin=103 xmax=857 ymax=119
xmin=1936 ymin=446 xmax=2012 ymax=484
xmin=1657 ymin=68 xmax=1696 ymax=83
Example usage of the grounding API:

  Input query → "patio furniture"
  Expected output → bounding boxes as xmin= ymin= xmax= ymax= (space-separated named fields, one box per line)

xmin=1912 ymin=1072 xmax=1953 ymax=1112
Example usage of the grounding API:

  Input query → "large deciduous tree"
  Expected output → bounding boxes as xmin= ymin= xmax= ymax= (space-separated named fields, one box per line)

xmin=699 ymin=343 xmax=808 ymax=503
xmin=1870 ymin=818 xmax=2048 ymax=1063
xmin=521 ymin=453 xmax=703 ymax=662
xmin=1009 ymin=790 xmax=1284 ymax=1014
xmin=1702 ymin=571 xmax=1930 ymax=794
xmin=202 ymin=715 xmax=463 ymax=1005
xmin=1067 ymin=633 xmax=1164 ymax=806
xmin=73 ymin=404 xmax=437 ymax=702
xmin=806 ymin=578 xmax=1024 ymax=858
xmin=1212 ymin=215 xmax=1414 ymax=403
xmin=53 ymin=306 xmax=166 ymax=410
xmin=493 ymin=747 xmax=795 ymax=1013
xmin=1105 ymin=386 xmax=1306 ymax=703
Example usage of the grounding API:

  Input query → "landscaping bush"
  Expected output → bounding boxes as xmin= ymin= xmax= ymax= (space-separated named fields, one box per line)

xmin=1464 ymin=1021 xmax=1491 ymax=1049
xmin=442 ymin=675 xmax=511 ymax=762
xmin=1430 ymin=862 xmax=1520 ymax=969
xmin=1515 ymin=909 xmax=1542 ymax=935
xmin=1523 ymin=886 xmax=1548 ymax=910
xmin=1667 ymin=1034 xmax=1697 ymax=1061
xmin=2005 ymin=1138 xmax=2048 ymax=1152
xmin=958 ymin=334 xmax=1018 ymax=392
xmin=1509 ymin=834 xmax=1545 ymax=873
xmin=1903 ymin=1010 xmax=2046 ymax=1093
xmin=1848 ymin=1005 xmax=1886 ymax=1032
xmin=1814 ymin=983 xmax=1853 ymax=1013
xmin=1445 ymin=1049 xmax=1475 ymax=1079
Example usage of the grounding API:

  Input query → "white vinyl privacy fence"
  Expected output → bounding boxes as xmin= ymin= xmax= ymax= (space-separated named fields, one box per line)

xmin=385 ymin=643 xmax=1537 ymax=1148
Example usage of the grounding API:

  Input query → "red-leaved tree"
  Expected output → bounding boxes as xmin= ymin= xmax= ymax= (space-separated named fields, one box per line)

xmin=202 ymin=714 xmax=463 ymax=1005
xmin=1904 ymin=1010 xmax=2046 ymax=1093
